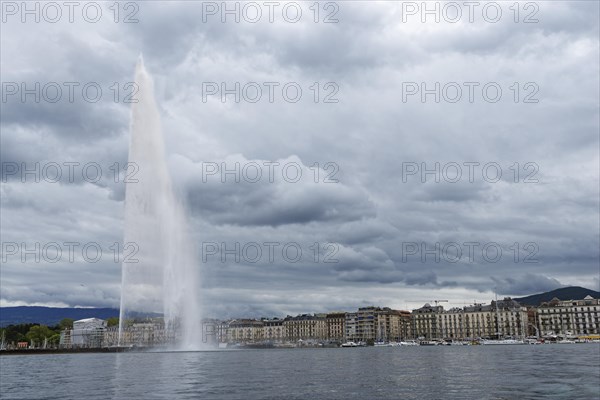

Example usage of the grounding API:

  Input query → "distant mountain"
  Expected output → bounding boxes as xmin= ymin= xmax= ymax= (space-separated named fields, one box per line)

xmin=513 ymin=286 xmax=600 ymax=306
xmin=2 ymin=286 xmax=599 ymax=326
xmin=0 ymin=307 xmax=120 ymax=327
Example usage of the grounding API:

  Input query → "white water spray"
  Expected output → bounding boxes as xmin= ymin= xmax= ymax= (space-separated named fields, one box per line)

xmin=118 ymin=57 xmax=201 ymax=350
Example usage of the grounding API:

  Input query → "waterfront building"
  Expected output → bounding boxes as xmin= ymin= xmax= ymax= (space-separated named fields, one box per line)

xmin=102 ymin=320 xmax=174 ymax=347
xmin=325 ymin=312 xmax=346 ymax=342
xmin=216 ymin=320 xmax=230 ymax=344
xmin=344 ymin=307 xmax=377 ymax=342
xmin=441 ymin=307 xmax=467 ymax=339
xmin=344 ymin=307 xmax=409 ymax=342
xmin=491 ymin=298 xmax=528 ymax=338
xmin=376 ymin=308 xmax=410 ymax=342
xmin=344 ymin=312 xmax=359 ymax=342
xmin=461 ymin=299 xmax=527 ymax=339
xmin=283 ymin=314 xmax=327 ymax=341
xmin=103 ymin=326 xmax=119 ymax=346
xmin=458 ymin=303 xmax=493 ymax=338
xmin=398 ymin=310 xmax=413 ymax=340
xmin=412 ymin=303 xmax=444 ymax=339
xmin=201 ymin=318 xmax=224 ymax=345
xmin=414 ymin=298 xmax=528 ymax=340
xmin=263 ymin=318 xmax=285 ymax=342
xmin=527 ymin=307 xmax=539 ymax=337
xmin=537 ymin=295 xmax=600 ymax=336
xmin=61 ymin=318 xmax=107 ymax=348
xmin=227 ymin=319 xmax=264 ymax=343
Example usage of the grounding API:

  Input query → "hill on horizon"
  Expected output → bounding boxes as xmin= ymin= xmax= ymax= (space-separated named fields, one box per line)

xmin=513 ymin=286 xmax=600 ymax=306
xmin=0 ymin=306 xmax=120 ymax=327
xmin=1 ymin=286 xmax=599 ymax=326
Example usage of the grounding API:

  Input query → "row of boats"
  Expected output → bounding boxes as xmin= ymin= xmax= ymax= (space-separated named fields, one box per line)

xmin=340 ymin=338 xmax=586 ymax=347
xmin=341 ymin=341 xmax=429 ymax=347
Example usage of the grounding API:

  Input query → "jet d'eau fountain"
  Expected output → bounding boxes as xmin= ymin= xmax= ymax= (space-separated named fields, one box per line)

xmin=118 ymin=57 xmax=201 ymax=350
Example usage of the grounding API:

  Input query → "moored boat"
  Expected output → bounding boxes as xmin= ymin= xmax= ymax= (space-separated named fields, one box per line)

xmin=481 ymin=339 xmax=525 ymax=345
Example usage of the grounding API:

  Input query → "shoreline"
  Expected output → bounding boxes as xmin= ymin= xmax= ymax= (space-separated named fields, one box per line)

xmin=3 ymin=341 xmax=598 ymax=355
xmin=0 ymin=347 xmax=145 ymax=355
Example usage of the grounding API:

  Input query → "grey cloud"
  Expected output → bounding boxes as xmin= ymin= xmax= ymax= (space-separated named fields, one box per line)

xmin=403 ymin=270 xmax=439 ymax=286
xmin=410 ymin=181 xmax=491 ymax=203
xmin=1 ymin=1 xmax=598 ymax=313
xmin=490 ymin=274 xmax=564 ymax=296
xmin=179 ymin=155 xmax=375 ymax=227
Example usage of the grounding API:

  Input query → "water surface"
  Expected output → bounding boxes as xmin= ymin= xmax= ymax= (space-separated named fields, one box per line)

xmin=1 ymin=345 xmax=599 ymax=399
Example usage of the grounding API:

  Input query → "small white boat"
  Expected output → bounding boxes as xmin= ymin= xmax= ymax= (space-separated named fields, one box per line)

xmin=525 ymin=339 xmax=543 ymax=345
xmin=419 ymin=340 xmax=439 ymax=346
xmin=400 ymin=340 xmax=419 ymax=346
xmin=556 ymin=339 xmax=576 ymax=344
xmin=341 ymin=341 xmax=359 ymax=347
xmin=400 ymin=341 xmax=419 ymax=346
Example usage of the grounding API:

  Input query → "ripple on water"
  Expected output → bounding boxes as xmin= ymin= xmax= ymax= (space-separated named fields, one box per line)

xmin=1 ymin=345 xmax=599 ymax=400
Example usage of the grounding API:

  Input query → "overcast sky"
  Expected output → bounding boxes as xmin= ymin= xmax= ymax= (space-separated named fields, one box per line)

xmin=1 ymin=1 xmax=599 ymax=318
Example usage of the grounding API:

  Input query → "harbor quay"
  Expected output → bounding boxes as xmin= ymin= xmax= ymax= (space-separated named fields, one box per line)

xmin=3 ymin=295 xmax=599 ymax=351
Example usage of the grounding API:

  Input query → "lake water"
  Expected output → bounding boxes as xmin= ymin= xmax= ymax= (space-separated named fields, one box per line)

xmin=1 ymin=345 xmax=599 ymax=399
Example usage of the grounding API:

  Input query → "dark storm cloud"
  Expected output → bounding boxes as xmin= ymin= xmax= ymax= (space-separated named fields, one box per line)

xmin=181 ymin=156 xmax=375 ymax=227
xmin=490 ymin=274 xmax=564 ymax=296
xmin=403 ymin=270 xmax=439 ymax=286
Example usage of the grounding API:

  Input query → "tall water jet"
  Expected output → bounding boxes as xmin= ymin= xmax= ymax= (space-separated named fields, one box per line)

xmin=119 ymin=57 xmax=201 ymax=350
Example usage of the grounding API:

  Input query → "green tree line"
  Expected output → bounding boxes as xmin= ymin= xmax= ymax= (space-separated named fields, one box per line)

xmin=0 ymin=317 xmax=119 ymax=347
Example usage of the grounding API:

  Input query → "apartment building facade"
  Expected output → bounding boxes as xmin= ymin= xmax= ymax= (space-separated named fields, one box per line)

xmin=345 ymin=307 xmax=412 ymax=342
xmin=325 ymin=312 xmax=346 ymax=342
xmin=537 ymin=295 xmax=600 ymax=336
xmin=283 ymin=314 xmax=327 ymax=341
xmin=412 ymin=303 xmax=444 ymax=339
xmin=226 ymin=319 xmax=264 ymax=343
xmin=414 ymin=298 xmax=528 ymax=340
